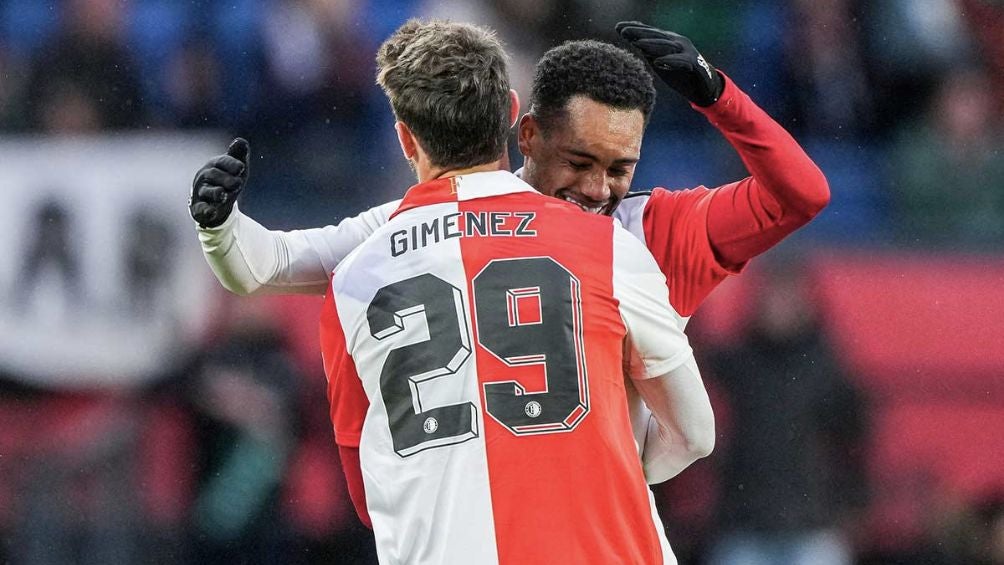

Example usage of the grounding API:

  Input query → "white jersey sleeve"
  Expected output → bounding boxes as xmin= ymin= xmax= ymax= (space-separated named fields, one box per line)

xmin=612 ymin=222 xmax=712 ymax=486
xmin=635 ymin=356 xmax=715 ymax=484
xmin=196 ymin=201 xmax=398 ymax=295
xmin=611 ymin=222 xmax=693 ymax=379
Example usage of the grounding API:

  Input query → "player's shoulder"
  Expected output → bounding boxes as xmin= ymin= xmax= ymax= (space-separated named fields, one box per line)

xmin=331 ymin=203 xmax=417 ymax=280
xmin=613 ymin=190 xmax=661 ymax=237
xmin=372 ymin=198 xmax=403 ymax=218
xmin=614 ymin=191 xmax=653 ymax=226
xmin=610 ymin=217 xmax=651 ymax=256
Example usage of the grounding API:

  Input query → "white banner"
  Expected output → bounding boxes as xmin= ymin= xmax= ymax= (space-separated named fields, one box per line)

xmin=0 ymin=134 xmax=223 ymax=388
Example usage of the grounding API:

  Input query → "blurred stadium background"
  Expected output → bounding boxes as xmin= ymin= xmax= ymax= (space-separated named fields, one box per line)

xmin=0 ymin=0 xmax=1002 ymax=563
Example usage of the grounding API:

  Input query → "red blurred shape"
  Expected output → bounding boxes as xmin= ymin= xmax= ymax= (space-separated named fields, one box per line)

xmin=815 ymin=252 xmax=1004 ymax=397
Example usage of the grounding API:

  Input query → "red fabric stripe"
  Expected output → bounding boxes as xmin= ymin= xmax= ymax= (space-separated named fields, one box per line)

xmin=642 ymin=187 xmax=732 ymax=318
xmin=319 ymin=285 xmax=370 ymax=449
xmin=319 ymin=285 xmax=372 ymax=527
xmin=458 ymin=193 xmax=662 ymax=564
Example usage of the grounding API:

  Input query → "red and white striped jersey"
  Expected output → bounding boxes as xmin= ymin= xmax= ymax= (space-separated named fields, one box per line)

xmin=320 ymin=170 xmax=693 ymax=564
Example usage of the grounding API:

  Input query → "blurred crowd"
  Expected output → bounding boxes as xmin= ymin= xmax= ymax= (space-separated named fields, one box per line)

xmin=1 ymin=0 xmax=1003 ymax=564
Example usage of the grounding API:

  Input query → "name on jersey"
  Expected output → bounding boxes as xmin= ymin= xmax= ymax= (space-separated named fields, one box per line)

xmin=391 ymin=211 xmax=537 ymax=257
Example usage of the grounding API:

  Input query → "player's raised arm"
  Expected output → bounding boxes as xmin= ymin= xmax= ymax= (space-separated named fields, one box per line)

xmin=617 ymin=22 xmax=830 ymax=270
xmin=612 ymin=225 xmax=715 ymax=484
xmin=190 ymin=138 xmax=396 ymax=295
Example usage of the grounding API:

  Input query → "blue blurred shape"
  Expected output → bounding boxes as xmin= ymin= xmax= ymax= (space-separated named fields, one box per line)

xmin=1 ymin=0 xmax=59 ymax=55
xmin=127 ymin=0 xmax=192 ymax=116
xmin=361 ymin=0 xmax=422 ymax=45
xmin=798 ymin=138 xmax=890 ymax=242
xmin=631 ymin=133 xmax=729 ymax=191
xmin=210 ymin=0 xmax=264 ymax=125
xmin=732 ymin=0 xmax=788 ymax=116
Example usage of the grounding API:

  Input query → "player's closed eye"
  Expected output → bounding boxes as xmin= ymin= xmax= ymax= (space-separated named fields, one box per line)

xmin=568 ymin=160 xmax=591 ymax=171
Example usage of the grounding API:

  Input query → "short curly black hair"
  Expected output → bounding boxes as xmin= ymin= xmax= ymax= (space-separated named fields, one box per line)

xmin=530 ymin=40 xmax=655 ymax=133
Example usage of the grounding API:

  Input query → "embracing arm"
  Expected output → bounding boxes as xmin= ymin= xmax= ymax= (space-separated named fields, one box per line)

xmin=634 ymin=356 xmax=714 ymax=484
xmin=191 ymin=138 xmax=397 ymax=295
xmin=197 ymin=202 xmax=398 ymax=295
xmin=612 ymin=224 xmax=715 ymax=484
xmin=698 ymin=74 xmax=830 ymax=268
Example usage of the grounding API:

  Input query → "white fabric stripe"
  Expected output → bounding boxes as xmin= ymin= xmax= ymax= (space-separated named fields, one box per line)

xmin=610 ymin=224 xmax=693 ymax=379
xmin=332 ymin=201 xmax=499 ymax=565
xmin=455 ymin=170 xmax=536 ymax=201
xmin=614 ymin=198 xmax=691 ymax=331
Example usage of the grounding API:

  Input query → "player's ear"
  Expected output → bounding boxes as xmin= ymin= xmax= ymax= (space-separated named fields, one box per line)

xmin=509 ymin=89 xmax=520 ymax=128
xmin=517 ymin=113 xmax=537 ymax=157
xmin=395 ymin=121 xmax=418 ymax=161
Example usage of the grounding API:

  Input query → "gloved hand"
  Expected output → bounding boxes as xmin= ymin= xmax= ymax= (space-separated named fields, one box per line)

xmin=190 ymin=138 xmax=250 ymax=228
xmin=616 ymin=21 xmax=725 ymax=107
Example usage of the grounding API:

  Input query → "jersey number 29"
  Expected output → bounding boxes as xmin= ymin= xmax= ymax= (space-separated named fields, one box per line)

xmin=367 ymin=257 xmax=589 ymax=457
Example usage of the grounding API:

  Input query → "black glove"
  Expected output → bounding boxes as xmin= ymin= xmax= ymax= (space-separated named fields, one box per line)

xmin=190 ymin=138 xmax=250 ymax=228
xmin=616 ymin=21 xmax=724 ymax=107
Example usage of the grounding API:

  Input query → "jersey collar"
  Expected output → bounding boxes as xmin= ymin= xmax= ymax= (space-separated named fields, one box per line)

xmin=390 ymin=170 xmax=536 ymax=219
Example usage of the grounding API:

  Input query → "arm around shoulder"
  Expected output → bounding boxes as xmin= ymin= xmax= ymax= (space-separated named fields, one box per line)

xmin=634 ymin=357 xmax=715 ymax=484
xmin=611 ymin=225 xmax=715 ymax=483
xmin=196 ymin=201 xmax=398 ymax=296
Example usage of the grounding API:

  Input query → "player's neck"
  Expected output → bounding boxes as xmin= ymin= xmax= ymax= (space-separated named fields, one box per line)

xmin=432 ymin=161 xmax=505 ymax=180
xmin=415 ymin=150 xmax=510 ymax=183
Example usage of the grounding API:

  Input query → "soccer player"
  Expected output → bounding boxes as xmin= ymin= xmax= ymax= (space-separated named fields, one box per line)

xmin=318 ymin=20 xmax=708 ymax=564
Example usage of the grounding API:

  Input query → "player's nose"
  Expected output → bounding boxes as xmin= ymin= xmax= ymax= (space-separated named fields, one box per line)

xmin=578 ymin=171 xmax=610 ymax=203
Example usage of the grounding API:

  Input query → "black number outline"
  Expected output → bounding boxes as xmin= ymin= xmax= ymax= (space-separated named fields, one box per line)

xmin=367 ymin=273 xmax=478 ymax=457
xmin=471 ymin=256 xmax=590 ymax=436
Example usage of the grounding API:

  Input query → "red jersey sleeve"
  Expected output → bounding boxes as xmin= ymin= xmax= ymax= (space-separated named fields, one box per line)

xmin=320 ymin=286 xmax=372 ymax=527
xmin=694 ymin=73 xmax=830 ymax=268
xmin=319 ymin=286 xmax=369 ymax=448
xmin=637 ymin=73 xmax=829 ymax=317
xmin=338 ymin=445 xmax=372 ymax=529
xmin=640 ymin=187 xmax=738 ymax=318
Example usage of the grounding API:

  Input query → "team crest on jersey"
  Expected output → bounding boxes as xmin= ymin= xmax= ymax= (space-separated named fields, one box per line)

xmin=423 ymin=417 xmax=439 ymax=434
xmin=524 ymin=401 xmax=542 ymax=418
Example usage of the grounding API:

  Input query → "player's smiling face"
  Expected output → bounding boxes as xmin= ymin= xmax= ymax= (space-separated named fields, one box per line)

xmin=518 ymin=95 xmax=644 ymax=215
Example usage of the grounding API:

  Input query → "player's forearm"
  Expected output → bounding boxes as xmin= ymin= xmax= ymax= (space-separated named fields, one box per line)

xmin=633 ymin=357 xmax=715 ymax=484
xmin=197 ymin=205 xmax=331 ymax=296
xmin=698 ymin=74 xmax=829 ymax=218
xmin=693 ymin=74 xmax=829 ymax=266
xmin=640 ymin=413 xmax=711 ymax=484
